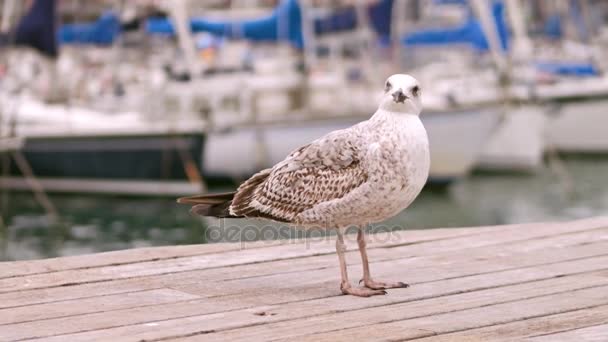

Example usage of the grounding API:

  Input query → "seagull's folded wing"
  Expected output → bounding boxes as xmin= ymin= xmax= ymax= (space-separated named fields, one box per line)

xmin=230 ymin=129 xmax=368 ymax=223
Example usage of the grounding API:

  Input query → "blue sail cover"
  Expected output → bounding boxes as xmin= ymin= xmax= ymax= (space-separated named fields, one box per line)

xmin=314 ymin=0 xmax=392 ymax=38
xmin=402 ymin=1 xmax=509 ymax=52
xmin=59 ymin=12 xmax=121 ymax=45
xmin=433 ymin=0 xmax=467 ymax=4
xmin=147 ymin=0 xmax=303 ymax=47
xmin=146 ymin=0 xmax=394 ymax=49
xmin=536 ymin=62 xmax=599 ymax=77
xmin=542 ymin=1 xmax=588 ymax=41
xmin=12 ymin=0 xmax=58 ymax=58
xmin=544 ymin=14 xmax=562 ymax=39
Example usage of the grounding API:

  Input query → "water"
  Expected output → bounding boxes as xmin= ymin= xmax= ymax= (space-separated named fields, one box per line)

xmin=2 ymin=156 xmax=608 ymax=261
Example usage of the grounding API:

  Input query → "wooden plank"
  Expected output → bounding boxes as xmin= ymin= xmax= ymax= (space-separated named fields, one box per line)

xmin=0 ymin=218 xmax=605 ymax=341
xmin=7 ymin=255 xmax=608 ymax=341
xmin=0 ymin=242 xmax=283 ymax=279
xmin=527 ymin=323 xmax=608 ymax=341
xmin=31 ymin=271 xmax=608 ymax=342
xmin=262 ymin=286 xmax=608 ymax=342
xmin=0 ymin=227 xmax=480 ymax=285
xmin=2 ymin=220 xmax=605 ymax=295
xmin=4 ymin=239 xmax=605 ymax=325
xmin=172 ymin=228 xmax=608 ymax=298
xmin=0 ymin=289 xmax=200 ymax=326
xmin=413 ymin=306 xmax=608 ymax=341
xmin=1 ymin=225 xmax=606 ymax=312
xmin=171 ymin=271 xmax=608 ymax=342
xmin=1 ymin=225 xmax=605 ymax=311
xmin=0 ymin=225 xmax=484 ymax=279
xmin=2 ymin=216 xmax=605 ymax=280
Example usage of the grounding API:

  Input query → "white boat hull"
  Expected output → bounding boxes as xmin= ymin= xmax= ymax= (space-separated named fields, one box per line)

xmin=546 ymin=98 xmax=608 ymax=152
xmin=204 ymin=108 xmax=502 ymax=183
xmin=477 ymin=105 xmax=547 ymax=172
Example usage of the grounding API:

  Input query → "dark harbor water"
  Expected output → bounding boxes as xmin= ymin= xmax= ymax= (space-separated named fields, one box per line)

xmin=1 ymin=156 xmax=608 ymax=261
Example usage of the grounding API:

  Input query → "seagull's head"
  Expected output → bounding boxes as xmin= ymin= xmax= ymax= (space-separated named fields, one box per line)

xmin=379 ymin=74 xmax=422 ymax=115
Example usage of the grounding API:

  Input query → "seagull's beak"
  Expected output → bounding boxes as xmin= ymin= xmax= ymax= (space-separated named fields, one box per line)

xmin=392 ymin=89 xmax=408 ymax=104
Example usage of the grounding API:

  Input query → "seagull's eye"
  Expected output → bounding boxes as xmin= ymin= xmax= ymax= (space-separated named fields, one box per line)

xmin=412 ymin=85 xmax=420 ymax=97
xmin=385 ymin=81 xmax=392 ymax=93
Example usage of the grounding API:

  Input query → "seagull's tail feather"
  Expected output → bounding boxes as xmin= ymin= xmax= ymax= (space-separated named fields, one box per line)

xmin=177 ymin=192 xmax=240 ymax=218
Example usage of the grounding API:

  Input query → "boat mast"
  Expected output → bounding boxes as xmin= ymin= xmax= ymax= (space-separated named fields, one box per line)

xmin=505 ymin=0 xmax=532 ymax=62
xmin=1 ymin=0 xmax=18 ymax=32
xmin=469 ymin=0 xmax=509 ymax=77
xmin=167 ymin=0 xmax=203 ymax=78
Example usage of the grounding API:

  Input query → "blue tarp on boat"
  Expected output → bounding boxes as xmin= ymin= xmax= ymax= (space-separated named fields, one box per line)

xmin=544 ymin=15 xmax=562 ymax=39
xmin=402 ymin=1 xmax=509 ymax=52
xmin=146 ymin=0 xmax=303 ymax=47
xmin=58 ymin=11 xmax=121 ymax=45
xmin=314 ymin=0 xmax=392 ymax=38
xmin=433 ymin=0 xmax=467 ymax=4
xmin=536 ymin=62 xmax=600 ymax=77
xmin=145 ymin=0 xmax=394 ymax=48
xmin=542 ymin=1 xmax=591 ymax=41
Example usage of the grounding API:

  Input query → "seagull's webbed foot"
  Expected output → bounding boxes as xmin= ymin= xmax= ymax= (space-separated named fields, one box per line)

xmin=360 ymin=278 xmax=409 ymax=290
xmin=340 ymin=282 xmax=387 ymax=297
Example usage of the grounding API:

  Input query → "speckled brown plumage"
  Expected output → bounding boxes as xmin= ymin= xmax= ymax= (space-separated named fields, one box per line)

xmin=231 ymin=128 xmax=369 ymax=223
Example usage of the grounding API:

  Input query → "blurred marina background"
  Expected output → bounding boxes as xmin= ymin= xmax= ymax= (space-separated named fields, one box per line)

xmin=1 ymin=0 xmax=608 ymax=261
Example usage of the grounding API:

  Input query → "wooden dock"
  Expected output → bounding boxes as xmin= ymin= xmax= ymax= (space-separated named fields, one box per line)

xmin=1 ymin=217 xmax=608 ymax=341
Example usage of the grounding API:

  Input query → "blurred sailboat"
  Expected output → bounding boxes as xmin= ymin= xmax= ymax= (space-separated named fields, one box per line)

xmin=0 ymin=1 xmax=206 ymax=196
xmin=495 ymin=0 xmax=608 ymax=154
xmin=396 ymin=0 xmax=544 ymax=172
xmin=192 ymin=0 xmax=501 ymax=183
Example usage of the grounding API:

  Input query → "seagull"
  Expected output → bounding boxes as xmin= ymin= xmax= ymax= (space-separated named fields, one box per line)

xmin=178 ymin=74 xmax=430 ymax=297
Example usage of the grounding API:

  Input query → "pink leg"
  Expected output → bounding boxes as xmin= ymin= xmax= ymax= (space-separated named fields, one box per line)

xmin=335 ymin=228 xmax=386 ymax=297
xmin=358 ymin=228 xmax=409 ymax=290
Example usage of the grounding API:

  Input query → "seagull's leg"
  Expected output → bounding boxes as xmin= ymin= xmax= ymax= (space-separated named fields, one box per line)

xmin=358 ymin=227 xmax=409 ymax=290
xmin=336 ymin=227 xmax=386 ymax=297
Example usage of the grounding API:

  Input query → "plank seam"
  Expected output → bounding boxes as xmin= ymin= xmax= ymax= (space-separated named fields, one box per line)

xmin=149 ymin=285 xmax=608 ymax=342
xmin=0 ymin=296 xmax=199 ymax=327
xmin=0 ymin=232 xmax=480 ymax=281
xmin=214 ymin=235 xmax=607 ymax=283
xmin=3 ymin=242 xmax=607 ymax=312
xmin=4 ymin=218 xmax=606 ymax=280
xmin=526 ymin=321 xmax=608 ymax=339
xmin=397 ymin=303 xmax=608 ymax=342
xmin=3 ymin=225 xmax=605 ymax=295
xmin=19 ymin=269 xmax=608 ymax=341
xmin=0 ymin=250 xmax=608 ymax=314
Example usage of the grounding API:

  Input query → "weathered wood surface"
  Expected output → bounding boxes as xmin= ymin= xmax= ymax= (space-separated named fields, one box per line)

xmin=1 ymin=217 xmax=607 ymax=341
